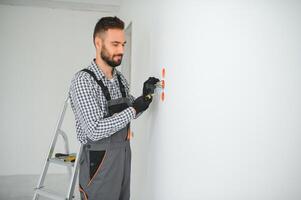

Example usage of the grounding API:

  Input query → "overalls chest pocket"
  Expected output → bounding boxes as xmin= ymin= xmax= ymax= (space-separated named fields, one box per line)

xmin=108 ymin=102 xmax=129 ymax=116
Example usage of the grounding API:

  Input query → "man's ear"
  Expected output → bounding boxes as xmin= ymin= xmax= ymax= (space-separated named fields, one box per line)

xmin=95 ymin=35 xmax=102 ymax=49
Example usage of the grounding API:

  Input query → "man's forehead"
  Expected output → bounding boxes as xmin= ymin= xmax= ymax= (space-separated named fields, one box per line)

xmin=105 ymin=29 xmax=125 ymax=41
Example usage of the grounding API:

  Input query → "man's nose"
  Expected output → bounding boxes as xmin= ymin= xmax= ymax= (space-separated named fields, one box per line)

xmin=118 ymin=44 xmax=125 ymax=54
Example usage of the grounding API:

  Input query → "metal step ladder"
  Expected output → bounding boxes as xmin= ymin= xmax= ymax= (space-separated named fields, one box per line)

xmin=33 ymin=96 xmax=83 ymax=200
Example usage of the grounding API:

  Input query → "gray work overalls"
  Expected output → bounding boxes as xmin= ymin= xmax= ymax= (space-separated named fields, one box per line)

xmin=79 ymin=69 xmax=132 ymax=200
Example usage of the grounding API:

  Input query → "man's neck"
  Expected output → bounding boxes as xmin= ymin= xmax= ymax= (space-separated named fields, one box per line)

xmin=95 ymin=56 xmax=113 ymax=79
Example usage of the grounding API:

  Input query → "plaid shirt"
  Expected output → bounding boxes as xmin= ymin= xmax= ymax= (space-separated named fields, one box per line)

xmin=69 ymin=59 xmax=136 ymax=144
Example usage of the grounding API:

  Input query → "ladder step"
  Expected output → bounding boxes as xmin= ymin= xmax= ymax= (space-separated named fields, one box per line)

xmin=49 ymin=158 xmax=75 ymax=167
xmin=35 ymin=188 xmax=66 ymax=200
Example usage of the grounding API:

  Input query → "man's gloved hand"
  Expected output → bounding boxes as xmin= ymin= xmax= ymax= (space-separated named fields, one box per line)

xmin=143 ymin=77 xmax=160 ymax=96
xmin=132 ymin=95 xmax=153 ymax=114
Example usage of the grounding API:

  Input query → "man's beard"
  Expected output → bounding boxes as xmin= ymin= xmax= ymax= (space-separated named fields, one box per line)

xmin=101 ymin=45 xmax=123 ymax=68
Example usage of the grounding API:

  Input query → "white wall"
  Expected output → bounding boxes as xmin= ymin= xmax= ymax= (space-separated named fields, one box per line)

xmin=0 ymin=5 xmax=115 ymax=175
xmin=119 ymin=0 xmax=301 ymax=199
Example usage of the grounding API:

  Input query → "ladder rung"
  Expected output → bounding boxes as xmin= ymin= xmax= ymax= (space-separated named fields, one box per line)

xmin=35 ymin=188 xmax=66 ymax=200
xmin=49 ymin=158 xmax=75 ymax=167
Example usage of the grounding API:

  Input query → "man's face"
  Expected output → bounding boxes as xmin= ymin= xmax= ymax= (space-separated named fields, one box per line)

xmin=100 ymin=29 xmax=126 ymax=68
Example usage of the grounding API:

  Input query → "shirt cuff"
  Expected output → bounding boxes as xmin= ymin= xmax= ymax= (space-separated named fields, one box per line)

xmin=127 ymin=107 xmax=136 ymax=119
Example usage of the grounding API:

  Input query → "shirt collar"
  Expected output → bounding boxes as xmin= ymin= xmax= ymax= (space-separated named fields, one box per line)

xmin=91 ymin=58 xmax=117 ymax=80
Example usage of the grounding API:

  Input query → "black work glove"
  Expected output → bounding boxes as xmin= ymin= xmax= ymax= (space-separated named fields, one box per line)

xmin=143 ymin=77 xmax=160 ymax=96
xmin=132 ymin=95 xmax=153 ymax=114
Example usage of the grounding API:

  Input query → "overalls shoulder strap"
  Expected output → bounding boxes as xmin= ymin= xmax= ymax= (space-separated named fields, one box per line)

xmin=116 ymin=73 xmax=126 ymax=98
xmin=81 ymin=69 xmax=111 ymax=101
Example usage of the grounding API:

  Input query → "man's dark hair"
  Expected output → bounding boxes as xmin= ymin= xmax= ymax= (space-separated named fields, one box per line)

xmin=93 ymin=16 xmax=125 ymax=45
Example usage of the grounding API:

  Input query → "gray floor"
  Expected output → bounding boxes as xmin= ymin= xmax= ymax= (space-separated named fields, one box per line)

xmin=0 ymin=174 xmax=80 ymax=200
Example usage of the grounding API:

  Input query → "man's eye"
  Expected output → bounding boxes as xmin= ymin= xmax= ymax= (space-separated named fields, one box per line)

xmin=113 ymin=43 xmax=118 ymax=47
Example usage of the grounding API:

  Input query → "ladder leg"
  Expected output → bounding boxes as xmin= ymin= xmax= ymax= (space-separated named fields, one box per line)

xmin=66 ymin=145 xmax=83 ymax=200
xmin=32 ymin=188 xmax=40 ymax=200
xmin=60 ymin=130 xmax=72 ymax=179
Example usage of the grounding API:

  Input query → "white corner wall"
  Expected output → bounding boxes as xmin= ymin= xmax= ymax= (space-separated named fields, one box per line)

xmin=119 ymin=0 xmax=301 ymax=199
xmin=0 ymin=5 xmax=116 ymax=175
